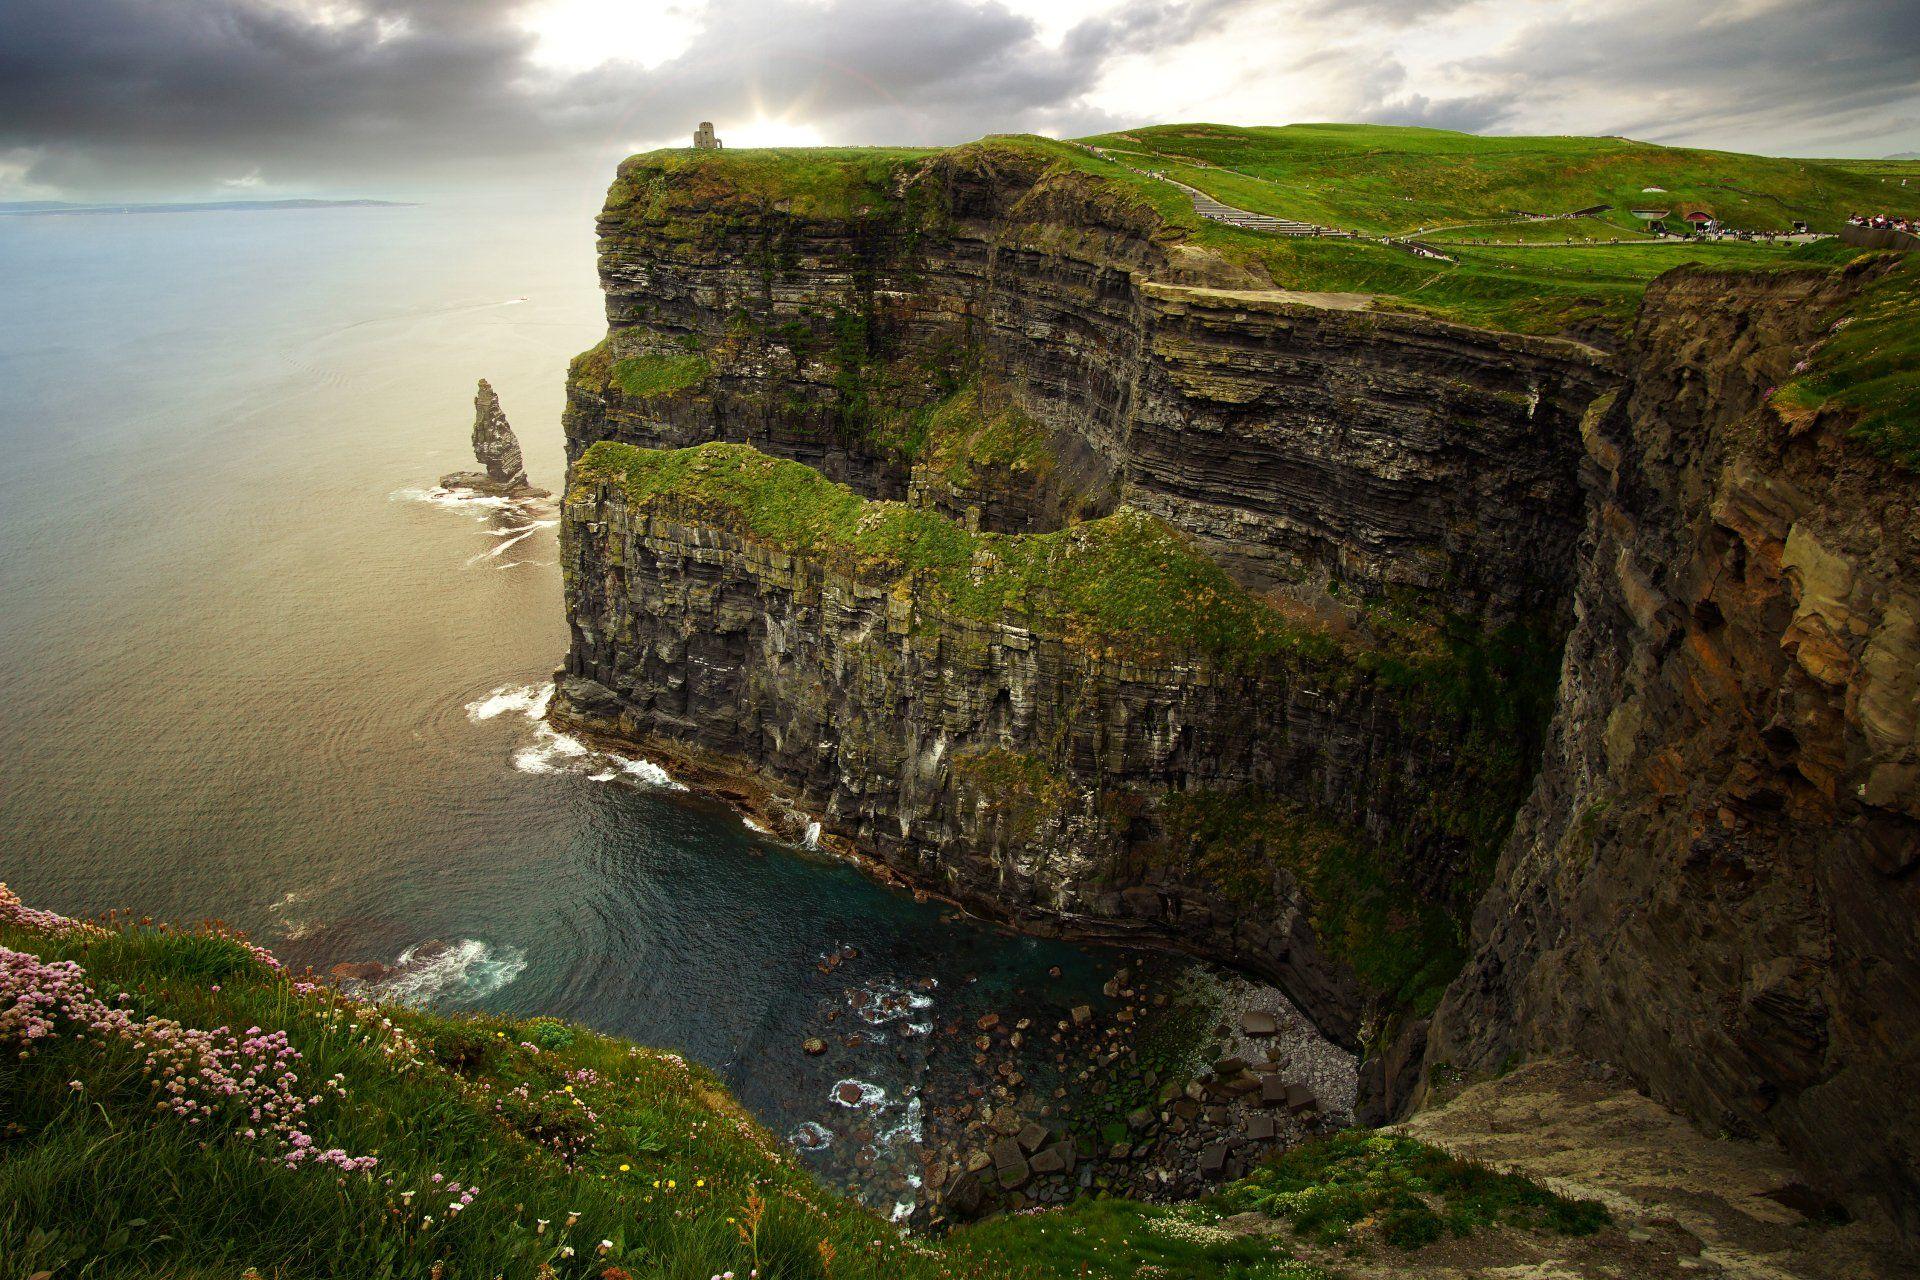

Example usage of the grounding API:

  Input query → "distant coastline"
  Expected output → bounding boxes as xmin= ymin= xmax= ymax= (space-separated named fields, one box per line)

xmin=0 ymin=198 xmax=416 ymax=217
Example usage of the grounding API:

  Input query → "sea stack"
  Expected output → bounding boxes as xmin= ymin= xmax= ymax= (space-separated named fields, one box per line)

xmin=441 ymin=378 xmax=548 ymax=497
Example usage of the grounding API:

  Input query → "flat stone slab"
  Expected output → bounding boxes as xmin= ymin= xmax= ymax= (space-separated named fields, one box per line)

xmin=1260 ymin=1075 xmax=1288 ymax=1106
xmin=1030 ymin=1146 xmax=1066 ymax=1175
xmin=1017 ymin=1121 xmax=1050 ymax=1153
xmin=990 ymin=1136 xmax=1026 ymax=1172
xmin=1285 ymin=1084 xmax=1318 ymax=1113
xmin=1244 ymin=1113 xmax=1276 ymax=1140
xmin=1241 ymin=1011 xmax=1279 ymax=1036
xmin=1198 ymin=1141 xmax=1230 ymax=1177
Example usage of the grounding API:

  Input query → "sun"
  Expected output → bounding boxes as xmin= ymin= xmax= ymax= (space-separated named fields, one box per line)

xmin=725 ymin=117 xmax=825 ymax=149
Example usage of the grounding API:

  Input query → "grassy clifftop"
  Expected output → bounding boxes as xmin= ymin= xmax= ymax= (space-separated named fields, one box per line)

xmin=1079 ymin=122 xmax=1902 ymax=237
xmin=598 ymin=127 xmax=1898 ymax=339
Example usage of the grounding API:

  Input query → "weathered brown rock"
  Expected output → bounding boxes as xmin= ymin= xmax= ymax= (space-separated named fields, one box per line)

xmin=1424 ymin=259 xmax=1920 ymax=1241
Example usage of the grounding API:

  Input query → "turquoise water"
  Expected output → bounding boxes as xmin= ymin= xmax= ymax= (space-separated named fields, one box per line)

xmin=0 ymin=202 xmax=1124 ymax=1208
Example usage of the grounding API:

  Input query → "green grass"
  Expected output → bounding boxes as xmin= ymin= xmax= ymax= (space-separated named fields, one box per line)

xmin=606 ymin=146 xmax=935 ymax=222
xmin=1079 ymin=123 xmax=1899 ymax=238
xmin=0 ymin=909 xmax=945 ymax=1280
xmin=1216 ymin=1130 xmax=1609 ymax=1249
xmin=918 ymin=381 xmax=1056 ymax=490
xmin=598 ymin=128 xmax=1892 ymax=342
xmin=572 ymin=439 xmax=1340 ymax=669
xmin=956 ymin=1198 xmax=1339 ymax=1280
xmin=2 ymin=897 xmax=1614 ymax=1280
xmin=611 ymin=353 xmax=712 ymax=400
xmin=1772 ymin=251 xmax=1920 ymax=469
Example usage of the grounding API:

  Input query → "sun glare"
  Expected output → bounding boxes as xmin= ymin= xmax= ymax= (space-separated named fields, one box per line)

xmin=524 ymin=0 xmax=696 ymax=72
xmin=726 ymin=118 xmax=826 ymax=149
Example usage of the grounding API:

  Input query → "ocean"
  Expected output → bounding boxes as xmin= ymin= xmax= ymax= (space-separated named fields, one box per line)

xmin=0 ymin=199 xmax=1149 ymax=1209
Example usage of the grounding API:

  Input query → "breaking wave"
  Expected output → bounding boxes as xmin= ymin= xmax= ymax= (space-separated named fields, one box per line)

xmin=851 ymin=980 xmax=934 ymax=1036
xmin=373 ymin=939 xmax=528 ymax=1007
xmin=389 ymin=484 xmax=522 ymax=514
xmin=512 ymin=723 xmax=591 ymax=775
xmin=466 ymin=682 xmax=553 ymax=722
xmin=506 ymin=719 xmax=687 ymax=792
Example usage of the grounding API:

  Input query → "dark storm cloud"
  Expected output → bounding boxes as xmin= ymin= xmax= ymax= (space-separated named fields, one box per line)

xmin=0 ymin=0 xmax=546 ymax=191
xmin=0 ymin=0 xmax=1162 ymax=196
xmin=1459 ymin=0 xmax=1920 ymax=148
xmin=4 ymin=0 xmax=1915 ymax=197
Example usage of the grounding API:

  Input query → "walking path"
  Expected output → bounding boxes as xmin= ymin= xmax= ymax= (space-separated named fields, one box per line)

xmin=1073 ymin=141 xmax=1354 ymax=239
xmin=1164 ymin=177 xmax=1349 ymax=237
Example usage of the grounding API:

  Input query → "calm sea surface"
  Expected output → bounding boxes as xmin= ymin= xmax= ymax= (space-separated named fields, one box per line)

xmin=0 ymin=202 xmax=1137 ymax=1208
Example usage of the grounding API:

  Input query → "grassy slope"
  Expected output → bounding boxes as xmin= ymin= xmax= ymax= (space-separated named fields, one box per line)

xmin=1774 ymin=248 xmax=1920 ymax=469
xmin=605 ymin=146 xmax=934 ymax=221
xmin=1078 ymin=123 xmax=1903 ymax=236
xmin=3 ymin=895 xmax=1606 ymax=1280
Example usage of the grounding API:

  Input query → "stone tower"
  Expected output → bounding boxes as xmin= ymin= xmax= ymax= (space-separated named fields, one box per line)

xmin=693 ymin=121 xmax=722 ymax=151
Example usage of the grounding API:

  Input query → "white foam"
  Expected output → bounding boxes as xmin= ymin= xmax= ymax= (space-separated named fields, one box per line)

xmin=466 ymin=682 xmax=554 ymax=722
xmin=803 ymin=821 xmax=823 ymax=849
xmin=852 ymin=981 xmax=935 ymax=1029
xmin=375 ymin=939 xmax=528 ymax=1007
xmin=790 ymin=1121 xmax=835 ymax=1152
xmin=497 ymin=712 xmax=686 ymax=792
xmin=743 ymin=816 xmax=770 ymax=835
xmin=609 ymin=753 xmax=687 ymax=791
xmin=513 ymin=724 xmax=590 ymax=775
xmin=390 ymin=484 xmax=520 ymax=513
xmin=875 ymin=1093 xmax=923 ymax=1146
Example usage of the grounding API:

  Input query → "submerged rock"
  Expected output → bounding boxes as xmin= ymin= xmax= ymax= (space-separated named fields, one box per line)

xmin=441 ymin=378 xmax=548 ymax=497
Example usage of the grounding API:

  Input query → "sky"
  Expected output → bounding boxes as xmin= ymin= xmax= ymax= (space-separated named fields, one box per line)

xmin=2 ymin=0 xmax=1916 ymax=202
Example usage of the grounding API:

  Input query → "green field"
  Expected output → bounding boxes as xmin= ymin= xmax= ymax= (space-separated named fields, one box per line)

xmin=1075 ymin=123 xmax=1906 ymax=237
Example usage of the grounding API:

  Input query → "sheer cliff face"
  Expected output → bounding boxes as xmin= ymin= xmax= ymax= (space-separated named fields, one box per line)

xmin=564 ymin=146 xmax=1608 ymax=622
xmin=1424 ymin=260 xmax=1920 ymax=1235
xmin=556 ymin=147 xmax=1920 ymax=1234
xmin=556 ymin=146 xmax=1599 ymax=1054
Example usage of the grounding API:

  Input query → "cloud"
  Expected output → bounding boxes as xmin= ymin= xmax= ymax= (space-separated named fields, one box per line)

xmin=3 ymin=0 xmax=1916 ymax=198
xmin=1457 ymin=0 xmax=1920 ymax=151
xmin=0 ymin=0 xmax=1139 ymax=196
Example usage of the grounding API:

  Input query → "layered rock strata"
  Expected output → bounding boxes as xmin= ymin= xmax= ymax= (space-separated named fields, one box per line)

xmin=443 ymin=377 xmax=547 ymax=496
xmin=558 ymin=446 xmax=1547 ymax=1048
xmin=1424 ymin=259 xmax=1920 ymax=1237
xmin=565 ymin=144 xmax=1608 ymax=622
xmin=556 ymin=142 xmax=1920 ymax=1239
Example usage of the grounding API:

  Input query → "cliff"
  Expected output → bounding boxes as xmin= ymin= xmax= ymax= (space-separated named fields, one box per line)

xmin=559 ymin=443 xmax=1553 ymax=1046
xmin=556 ymin=140 xmax=1920 ymax=1240
xmin=1423 ymin=256 xmax=1920 ymax=1236
xmin=565 ymin=141 xmax=1610 ymax=622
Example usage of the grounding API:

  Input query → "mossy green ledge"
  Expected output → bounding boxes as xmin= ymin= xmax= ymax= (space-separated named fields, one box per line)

xmin=559 ymin=440 xmax=1557 ymax=1059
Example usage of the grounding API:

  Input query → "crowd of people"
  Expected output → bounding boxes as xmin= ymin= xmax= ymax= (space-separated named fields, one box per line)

xmin=1849 ymin=213 xmax=1918 ymax=233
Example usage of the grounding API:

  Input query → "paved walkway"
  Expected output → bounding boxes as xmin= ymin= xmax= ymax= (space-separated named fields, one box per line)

xmin=1074 ymin=141 xmax=1353 ymax=239
xmin=1164 ymin=178 xmax=1347 ymax=237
